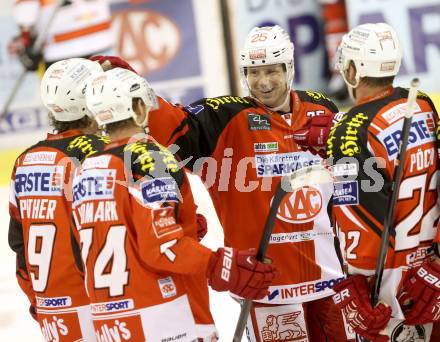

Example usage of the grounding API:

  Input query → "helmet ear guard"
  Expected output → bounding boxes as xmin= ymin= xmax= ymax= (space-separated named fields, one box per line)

xmin=85 ymin=67 xmax=158 ymax=128
xmin=40 ymin=58 xmax=103 ymax=122
xmin=239 ymin=25 xmax=295 ymax=95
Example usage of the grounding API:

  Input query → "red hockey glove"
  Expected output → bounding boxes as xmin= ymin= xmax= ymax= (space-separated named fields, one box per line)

xmin=8 ymin=30 xmax=42 ymax=71
xmin=207 ymin=247 xmax=277 ymax=300
xmin=29 ymin=305 xmax=38 ymax=322
xmin=332 ymin=275 xmax=391 ymax=341
xmin=399 ymin=259 xmax=440 ymax=325
xmin=196 ymin=213 xmax=208 ymax=241
xmin=292 ymin=114 xmax=333 ymax=158
xmin=90 ymin=55 xmax=138 ymax=74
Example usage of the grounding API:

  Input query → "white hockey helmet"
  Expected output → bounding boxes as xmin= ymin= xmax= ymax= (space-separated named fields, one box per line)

xmin=85 ymin=67 xmax=159 ymax=127
xmin=335 ymin=22 xmax=402 ymax=88
xmin=239 ymin=25 xmax=294 ymax=93
xmin=41 ymin=58 xmax=103 ymax=122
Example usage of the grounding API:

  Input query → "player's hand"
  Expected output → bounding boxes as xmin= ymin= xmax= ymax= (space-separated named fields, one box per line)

xmin=9 ymin=30 xmax=43 ymax=71
xmin=332 ymin=275 xmax=391 ymax=341
xmin=292 ymin=113 xmax=333 ymax=158
xmin=29 ymin=305 xmax=38 ymax=321
xmin=196 ymin=213 xmax=208 ymax=241
xmin=207 ymin=247 xmax=278 ymax=300
xmin=90 ymin=55 xmax=138 ymax=74
xmin=399 ymin=259 xmax=440 ymax=325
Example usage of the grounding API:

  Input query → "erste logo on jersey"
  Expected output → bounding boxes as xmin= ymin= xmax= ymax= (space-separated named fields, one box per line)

xmin=72 ymin=169 xmax=116 ymax=206
xmin=255 ymin=152 xmax=321 ymax=177
xmin=378 ymin=112 xmax=435 ymax=160
xmin=141 ymin=177 xmax=179 ymax=204
xmin=15 ymin=165 xmax=64 ymax=197
xmin=276 ymin=186 xmax=322 ymax=223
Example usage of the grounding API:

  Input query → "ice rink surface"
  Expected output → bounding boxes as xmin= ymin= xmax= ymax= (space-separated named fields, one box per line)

xmin=0 ymin=174 xmax=246 ymax=341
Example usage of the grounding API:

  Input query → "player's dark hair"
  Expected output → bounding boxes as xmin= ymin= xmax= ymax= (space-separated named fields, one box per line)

xmin=361 ymin=76 xmax=395 ymax=87
xmin=104 ymin=98 xmax=144 ymax=134
xmin=48 ymin=113 xmax=93 ymax=133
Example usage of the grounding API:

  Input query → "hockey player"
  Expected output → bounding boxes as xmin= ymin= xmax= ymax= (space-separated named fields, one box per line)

xmin=328 ymin=23 xmax=440 ymax=340
xmin=76 ymin=67 xmax=278 ymax=341
xmin=8 ymin=0 xmax=113 ymax=71
xmin=93 ymin=26 xmax=352 ymax=340
xmin=8 ymin=58 xmax=108 ymax=341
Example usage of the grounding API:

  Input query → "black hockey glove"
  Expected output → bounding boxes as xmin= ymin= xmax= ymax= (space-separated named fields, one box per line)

xmin=12 ymin=30 xmax=43 ymax=71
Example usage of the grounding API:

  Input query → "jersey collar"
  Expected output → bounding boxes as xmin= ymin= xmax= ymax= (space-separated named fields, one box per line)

xmin=47 ymin=129 xmax=83 ymax=140
xmin=356 ymin=86 xmax=394 ymax=106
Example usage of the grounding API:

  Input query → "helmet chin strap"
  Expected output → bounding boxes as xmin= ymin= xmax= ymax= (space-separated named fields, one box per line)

xmin=266 ymin=90 xmax=291 ymax=112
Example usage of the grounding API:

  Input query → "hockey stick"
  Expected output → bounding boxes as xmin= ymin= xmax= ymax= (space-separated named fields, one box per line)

xmin=232 ymin=164 xmax=333 ymax=341
xmin=371 ymin=78 xmax=420 ymax=307
xmin=0 ymin=0 xmax=66 ymax=124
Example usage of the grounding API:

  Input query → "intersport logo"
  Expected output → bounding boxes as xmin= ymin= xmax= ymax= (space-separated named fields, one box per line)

xmin=113 ymin=9 xmax=181 ymax=75
xmin=276 ymin=186 xmax=322 ymax=223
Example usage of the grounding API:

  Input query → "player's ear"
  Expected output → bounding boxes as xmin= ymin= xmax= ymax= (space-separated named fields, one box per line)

xmin=346 ymin=61 xmax=357 ymax=85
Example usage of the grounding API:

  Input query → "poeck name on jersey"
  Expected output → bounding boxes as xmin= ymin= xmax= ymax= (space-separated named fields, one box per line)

xmin=15 ymin=165 xmax=64 ymax=197
xmin=72 ymin=169 xmax=116 ymax=206
xmin=378 ymin=112 xmax=435 ymax=160
xmin=255 ymin=152 xmax=321 ymax=177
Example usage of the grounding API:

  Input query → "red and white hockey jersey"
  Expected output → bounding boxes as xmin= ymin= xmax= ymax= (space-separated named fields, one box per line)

xmin=71 ymin=137 xmax=216 ymax=341
xmin=13 ymin=0 xmax=113 ymax=61
xmin=9 ymin=129 xmax=108 ymax=341
xmin=148 ymin=91 xmax=346 ymax=304
xmin=328 ymin=87 xmax=440 ymax=318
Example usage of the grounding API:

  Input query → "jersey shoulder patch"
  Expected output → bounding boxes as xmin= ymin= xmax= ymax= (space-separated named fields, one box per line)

xmin=296 ymin=90 xmax=338 ymax=112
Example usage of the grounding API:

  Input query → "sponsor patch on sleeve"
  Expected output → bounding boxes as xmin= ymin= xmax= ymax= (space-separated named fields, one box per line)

xmin=333 ymin=181 xmax=359 ymax=206
xmin=140 ymin=177 xmax=179 ymax=205
xmin=158 ymin=276 xmax=177 ymax=299
xmin=151 ymin=207 xmax=181 ymax=238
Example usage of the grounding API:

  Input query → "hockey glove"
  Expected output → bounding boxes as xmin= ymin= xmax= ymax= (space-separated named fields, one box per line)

xmin=332 ymin=275 xmax=391 ymax=341
xmin=90 ymin=55 xmax=138 ymax=74
xmin=399 ymin=259 xmax=440 ymax=325
xmin=207 ymin=247 xmax=277 ymax=300
xmin=9 ymin=30 xmax=43 ymax=71
xmin=196 ymin=213 xmax=208 ymax=241
xmin=292 ymin=114 xmax=333 ymax=158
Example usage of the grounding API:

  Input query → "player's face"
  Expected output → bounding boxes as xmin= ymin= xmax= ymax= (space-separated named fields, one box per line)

xmin=246 ymin=64 xmax=288 ymax=108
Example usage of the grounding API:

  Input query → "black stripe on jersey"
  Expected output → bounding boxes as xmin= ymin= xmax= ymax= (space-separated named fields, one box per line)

xmin=296 ymin=90 xmax=338 ymax=113
xmin=21 ymin=134 xmax=108 ymax=163
xmin=167 ymin=118 xmax=188 ymax=146
xmin=351 ymin=205 xmax=394 ymax=248
xmin=175 ymin=96 xmax=254 ymax=170
xmin=101 ymin=141 xmax=185 ymax=188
